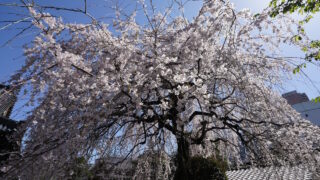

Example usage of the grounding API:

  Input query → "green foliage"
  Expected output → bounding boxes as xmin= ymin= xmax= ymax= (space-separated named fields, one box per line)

xmin=310 ymin=40 xmax=320 ymax=48
xmin=302 ymin=46 xmax=308 ymax=52
xmin=292 ymin=67 xmax=300 ymax=74
xmin=312 ymin=96 xmax=320 ymax=103
xmin=269 ymin=0 xmax=320 ymax=17
xmin=305 ymin=41 xmax=320 ymax=61
xmin=293 ymin=35 xmax=302 ymax=42
xmin=292 ymin=63 xmax=306 ymax=74
xmin=269 ymin=0 xmax=320 ymax=67
xmin=187 ymin=156 xmax=228 ymax=180
xmin=301 ymin=15 xmax=313 ymax=25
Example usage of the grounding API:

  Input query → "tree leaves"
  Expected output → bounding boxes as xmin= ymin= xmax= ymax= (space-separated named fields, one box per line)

xmin=269 ymin=0 xmax=320 ymax=65
xmin=312 ymin=96 xmax=320 ymax=103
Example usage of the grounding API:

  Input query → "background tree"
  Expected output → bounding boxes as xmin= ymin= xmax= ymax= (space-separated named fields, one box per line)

xmin=269 ymin=0 xmax=320 ymax=75
xmin=1 ymin=0 xmax=320 ymax=179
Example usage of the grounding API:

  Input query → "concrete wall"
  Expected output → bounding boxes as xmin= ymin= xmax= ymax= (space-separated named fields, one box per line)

xmin=292 ymin=101 xmax=320 ymax=126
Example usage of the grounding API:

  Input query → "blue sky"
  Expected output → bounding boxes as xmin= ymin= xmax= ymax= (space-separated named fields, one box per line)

xmin=232 ymin=0 xmax=320 ymax=99
xmin=1 ymin=0 xmax=319 ymax=120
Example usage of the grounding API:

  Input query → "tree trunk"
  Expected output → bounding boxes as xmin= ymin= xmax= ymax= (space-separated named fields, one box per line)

xmin=174 ymin=137 xmax=191 ymax=180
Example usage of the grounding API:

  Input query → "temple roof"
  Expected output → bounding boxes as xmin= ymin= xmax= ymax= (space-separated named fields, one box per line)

xmin=226 ymin=166 xmax=312 ymax=180
xmin=0 ymin=85 xmax=16 ymax=118
xmin=0 ymin=84 xmax=19 ymax=132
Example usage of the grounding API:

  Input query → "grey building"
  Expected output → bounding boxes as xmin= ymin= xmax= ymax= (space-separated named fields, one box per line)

xmin=283 ymin=91 xmax=320 ymax=126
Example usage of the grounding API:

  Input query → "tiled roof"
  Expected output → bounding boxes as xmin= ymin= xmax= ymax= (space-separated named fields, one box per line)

xmin=226 ymin=166 xmax=312 ymax=180
xmin=0 ymin=85 xmax=16 ymax=117
xmin=0 ymin=85 xmax=18 ymax=132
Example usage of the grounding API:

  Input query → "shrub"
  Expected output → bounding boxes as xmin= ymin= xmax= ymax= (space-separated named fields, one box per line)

xmin=188 ymin=156 xmax=228 ymax=180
